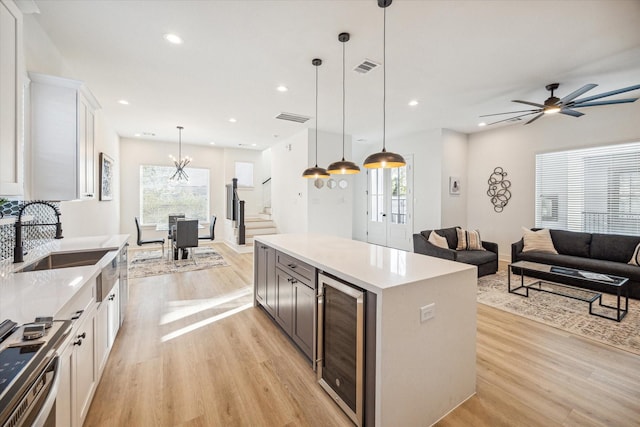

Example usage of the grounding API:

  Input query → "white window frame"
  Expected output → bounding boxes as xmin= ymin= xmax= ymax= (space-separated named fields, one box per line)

xmin=139 ymin=164 xmax=210 ymax=225
xmin=535 ymin=141 xmax=640 ymax=236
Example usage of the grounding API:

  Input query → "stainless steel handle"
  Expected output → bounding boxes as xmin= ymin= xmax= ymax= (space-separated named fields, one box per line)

xmin=31 ymin=356 xmax=61 ymax=427
xmin=316 ymin=290 xmax=324 ymax=375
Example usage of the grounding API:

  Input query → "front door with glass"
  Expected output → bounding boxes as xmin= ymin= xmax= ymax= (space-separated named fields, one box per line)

xmin=366 ymin=155 xmax=413 ymax=250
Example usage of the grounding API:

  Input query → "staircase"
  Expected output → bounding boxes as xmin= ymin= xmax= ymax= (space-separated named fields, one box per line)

xmin=240 ymin=215 xmax=278 ymax=246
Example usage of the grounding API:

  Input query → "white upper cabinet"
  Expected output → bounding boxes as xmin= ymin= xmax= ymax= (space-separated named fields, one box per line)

xmin=29 ymin=72 xmax=100 ymax=201
xmin=0 ymin=0 xmax=24 ymax=196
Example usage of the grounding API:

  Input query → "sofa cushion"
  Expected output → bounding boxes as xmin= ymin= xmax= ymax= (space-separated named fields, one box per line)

xmin=456 ymin=228 xmax=485 ymax=251
xmin=428 ymin=231 xmax=449 ymax=249
xmin=421 ymin=227 xmax=458 ymax=250
xmin=590 ymin=233 xmax=640 ymax=263
xmin=522 ymin=227 xmax=558 ymax=254
xmin=456 ymin=250 xmax=497 ymax=266
xmin=550 ymin=229 xmax=591 ymax=258
xmin=630 ymin=243 xmax=640 ymax=266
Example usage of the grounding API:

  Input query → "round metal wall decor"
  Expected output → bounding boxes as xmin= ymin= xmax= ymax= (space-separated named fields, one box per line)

xmin=487 ymin=167 xmax=511 ymax=212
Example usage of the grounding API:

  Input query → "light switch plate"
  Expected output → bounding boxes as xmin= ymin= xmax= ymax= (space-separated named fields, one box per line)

xmin=420 ymin=303 xmax=435 ymax=323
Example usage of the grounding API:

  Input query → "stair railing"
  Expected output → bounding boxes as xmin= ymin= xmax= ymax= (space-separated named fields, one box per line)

xmin=229 ymin=178 xmax=246 ymax=245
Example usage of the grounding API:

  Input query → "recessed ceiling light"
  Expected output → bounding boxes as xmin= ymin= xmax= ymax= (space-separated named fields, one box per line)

xmin=118 ymin=99 xmax=129 ymax=105
xmin=229 ymin=118 xmax=237 ymax=123
xmin=277 ymin=85 xmax=288 ymax=92
xmin=164 ymin=33 xmax=183 ymax=44
xmin=408 ymin=100 xmax=419 ymax=106
xmin=251 ymin=143 xmax=257 ymax=147
xmin=134 ymin=133 xmax=141 ymax=137
xmin=209 ymin=141 xmax=216 ymax=145
xmin=478 ymin=122 xmax=487 ymax=127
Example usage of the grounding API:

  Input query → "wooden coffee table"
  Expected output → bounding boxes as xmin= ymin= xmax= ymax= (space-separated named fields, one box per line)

xmin=508 ymin=261 xmax=629 ymax=322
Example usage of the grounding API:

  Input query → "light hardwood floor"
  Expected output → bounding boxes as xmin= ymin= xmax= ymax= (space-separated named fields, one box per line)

xmin=85 ymin=244 xmax=640 ymax=426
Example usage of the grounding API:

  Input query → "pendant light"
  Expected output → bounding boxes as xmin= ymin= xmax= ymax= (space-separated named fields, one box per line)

xmin=363 ymin=0 xmax=406 ymax=169
xmin=327 ymin=32 xmax=360 ymax=175
xmin=302 ymin=58 xmax=329 ymax=179
xmin=169 ymin=125 xmax=191 ymax=182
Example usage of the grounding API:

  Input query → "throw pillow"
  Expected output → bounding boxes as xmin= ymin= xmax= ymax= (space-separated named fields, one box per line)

xmin=522 ymin=227 xmax=558 ymax=254
xmin=629 ymin=243 xmax=640 ymax=266
xmin=456 ymin=228 xmax=485 ymax=251
xmin=428 ymin=231 xmax=449 ymax=249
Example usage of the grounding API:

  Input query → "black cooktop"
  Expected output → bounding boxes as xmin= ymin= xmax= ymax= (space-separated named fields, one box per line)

xmin=0 ymin=342 xmax=44 ymax=396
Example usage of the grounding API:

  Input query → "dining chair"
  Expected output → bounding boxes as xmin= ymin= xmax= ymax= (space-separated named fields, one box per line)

xmin=168 ymin=213 xmax=185 ymax=240
xmin=198 ymin=215 xmax=217 ymax=241
xmin=135 ymin=217 xmax=165 ymax=254
xmin=172 ymin=219 xmax=199 ymax=263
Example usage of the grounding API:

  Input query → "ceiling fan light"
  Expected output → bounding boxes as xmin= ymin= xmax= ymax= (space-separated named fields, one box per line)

xmin=363 ymin=149 xmax=406 ymax=169
xmin=544 ymin=105 xmax=561 ymax=114
xmin=302 ymin=166 xmax=330 ymax=179
xmin=327 ymin=160 xmax=361 ymax=175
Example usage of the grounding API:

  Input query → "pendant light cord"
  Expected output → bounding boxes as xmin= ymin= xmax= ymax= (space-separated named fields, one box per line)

xmin=315 ymin=64 xmax=319 ymax=167
xmin=382 ymin=5 xmax=386 ymax=152
xmin=342 ymin=39 xmax=346 ymax=161
xmin=178 ymin=126 xmax=183 ymax=160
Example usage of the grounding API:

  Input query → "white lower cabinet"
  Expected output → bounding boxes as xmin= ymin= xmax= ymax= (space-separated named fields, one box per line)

xmin=96 ymin=280 xmax=120 ymax=374
xmin=75 ymin=302 xmax=98 ymax=426
xmin=56 ymin=302 xmax=98 ymax=427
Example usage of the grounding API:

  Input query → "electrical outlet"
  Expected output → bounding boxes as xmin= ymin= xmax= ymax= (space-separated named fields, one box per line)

xmin=420 ymin=303 xmax=435 ymax=323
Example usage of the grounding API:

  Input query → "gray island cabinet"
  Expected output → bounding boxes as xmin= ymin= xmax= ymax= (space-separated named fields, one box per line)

xmin=254 ymin=233 xmax=478 ymax=427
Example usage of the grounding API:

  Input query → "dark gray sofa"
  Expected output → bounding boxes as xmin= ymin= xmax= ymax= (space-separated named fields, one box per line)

xmin=512 ymin=229 xmax=640 ymax=299
xmin=413 ymin=227 xmax=498 ymax=277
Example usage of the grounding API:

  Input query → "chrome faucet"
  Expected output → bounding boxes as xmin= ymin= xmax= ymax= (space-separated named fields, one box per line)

xmin=13 ymin=201 xmax=64 ymax=263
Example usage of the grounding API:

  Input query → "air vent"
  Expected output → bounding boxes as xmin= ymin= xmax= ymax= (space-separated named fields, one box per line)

xmin=275 ymin=112 xmax=311 ymax=123
xmin=353 ymin=59 xmax=380 ymax=74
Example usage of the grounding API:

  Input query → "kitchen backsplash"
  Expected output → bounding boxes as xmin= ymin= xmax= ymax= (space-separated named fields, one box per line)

xmin=0 ymin=201 xmax=61 ymax=261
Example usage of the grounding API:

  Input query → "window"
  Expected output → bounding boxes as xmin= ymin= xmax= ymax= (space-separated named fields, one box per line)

xmin=235 ymin=161 xmax=254 ymax=187
xmin=535 ymin=142 xmax=640 ymax=235
xmin=140 ymin=165 xmax=209 ymax=225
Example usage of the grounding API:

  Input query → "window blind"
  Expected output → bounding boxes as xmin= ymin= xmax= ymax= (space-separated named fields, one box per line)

xmin=535 ymin=142 xmax=640 ymax=236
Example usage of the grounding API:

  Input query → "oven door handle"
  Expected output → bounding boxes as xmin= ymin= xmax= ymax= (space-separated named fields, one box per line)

xmin=31 ymin=355 xmax=61 ymax=427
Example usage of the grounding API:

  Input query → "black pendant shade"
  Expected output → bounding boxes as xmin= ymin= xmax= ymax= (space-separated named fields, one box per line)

xmin=327 ymin=32 xmax=360 ymax=175
xmin=363 ymin=148 xmax=406 ymax=169
xmin=303 ymin=58 xmax=329 ymax=179
xmin=363 ymin=0 xmax=406 ymax=169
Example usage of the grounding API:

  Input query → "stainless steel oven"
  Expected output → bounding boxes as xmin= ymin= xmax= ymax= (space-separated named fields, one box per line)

xmin=317 ymin=273 xmax=365 ymax=427
xmin=0 ymin=319 xmax=71 ymax=427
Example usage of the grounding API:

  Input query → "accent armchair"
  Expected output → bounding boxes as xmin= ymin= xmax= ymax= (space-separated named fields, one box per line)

xmin=413 ymin=226 xmax=498 ymax=277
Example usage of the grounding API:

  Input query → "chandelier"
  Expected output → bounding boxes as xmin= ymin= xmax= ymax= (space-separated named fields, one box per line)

xmin=169 ymin=125 xmax=191 ymax=182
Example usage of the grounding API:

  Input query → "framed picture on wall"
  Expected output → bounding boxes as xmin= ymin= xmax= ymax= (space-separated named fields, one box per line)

xmin=449 ymin=176 xmax=461 ymax=195
xmin=99 ymin=152 xmax=114 ymax=201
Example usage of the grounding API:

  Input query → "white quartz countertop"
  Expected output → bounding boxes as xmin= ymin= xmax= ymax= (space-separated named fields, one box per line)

xmin=0 ymin=235 xmax=129 ymax=324
xmin=255 ymin=233 xmax=474 ymax=293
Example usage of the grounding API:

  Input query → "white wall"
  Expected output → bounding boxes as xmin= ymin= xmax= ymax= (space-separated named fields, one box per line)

xmin=441 ymin=129 xmax=468 ymax=228
xmin=271 ymin=130 xmax=309 ymax=234
xmin=308 ymin=130 xmax=354 ymax=238
xmin=468 ymin=102 xmax=640 ymax=261
xmin=22 ymin=14 xmax=120 ymax=238
xmin=223 ymin=148 xmax=265 ymax=216
xmin=119 ymin=137 xmax=225 ymax=245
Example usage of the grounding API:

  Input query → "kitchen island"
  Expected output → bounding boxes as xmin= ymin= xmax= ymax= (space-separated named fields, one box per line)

xmin=254 ymin=234 xmax=477 ymax=427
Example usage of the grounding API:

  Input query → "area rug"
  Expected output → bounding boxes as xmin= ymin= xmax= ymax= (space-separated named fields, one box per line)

xmin=477 ymin=270 xmax=640 ymax=356
xmin=128 ymin=248 xmax=228 ymax=279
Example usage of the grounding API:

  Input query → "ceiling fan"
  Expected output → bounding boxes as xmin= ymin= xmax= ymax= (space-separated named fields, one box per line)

xmin=481 ymin=82 xmax=640 ymax=126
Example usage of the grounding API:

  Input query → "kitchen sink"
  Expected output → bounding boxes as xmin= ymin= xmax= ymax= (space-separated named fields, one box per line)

xmin=16 ymin=249 xmax=110 ymax=273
